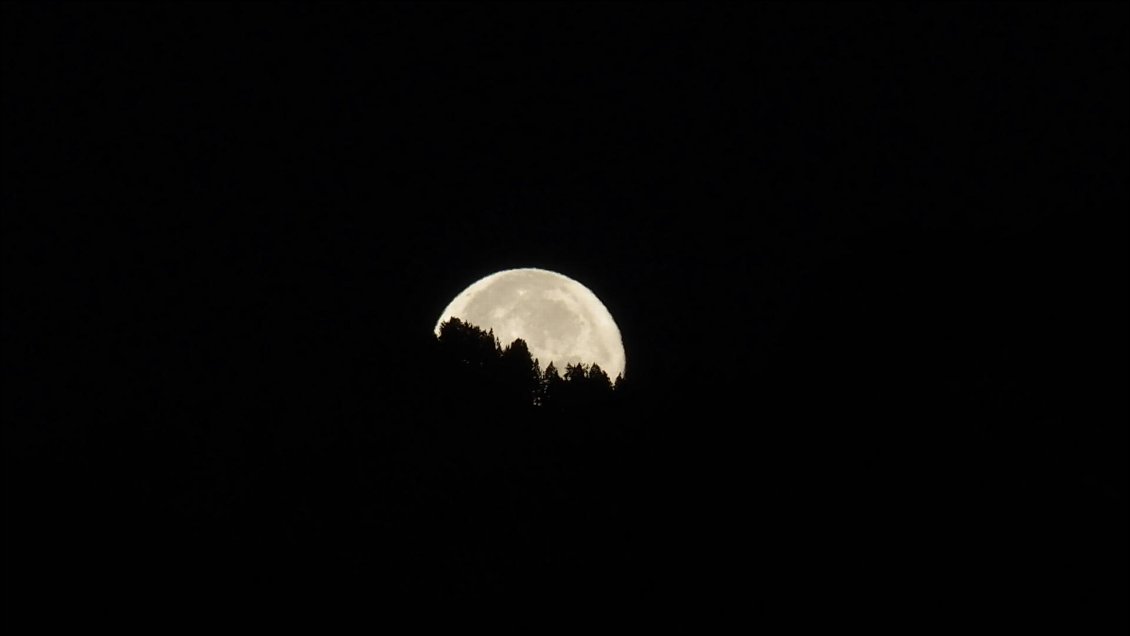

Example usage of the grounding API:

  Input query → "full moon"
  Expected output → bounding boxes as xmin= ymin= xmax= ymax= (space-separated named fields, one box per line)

xmin=435 ymin=268 xmax=626 ymax=379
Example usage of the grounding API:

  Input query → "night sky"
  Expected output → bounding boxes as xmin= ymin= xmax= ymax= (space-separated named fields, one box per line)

xmin=4 ymin=2 xmax=1127 ymax=625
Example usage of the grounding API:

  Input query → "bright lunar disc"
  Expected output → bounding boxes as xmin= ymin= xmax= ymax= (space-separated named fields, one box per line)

xmin=435 ymin=268 xmax=626 ymax=379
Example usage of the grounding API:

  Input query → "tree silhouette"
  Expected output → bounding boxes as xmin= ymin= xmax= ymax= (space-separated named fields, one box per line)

xmin=541 ymin=361 xmax=565 ymax=408
xmin=437 ymin=317 xmax=499 ymax=369
xmin=588 ymin=363 xmax=612 ymax=392
xmin=564 ymin=362 xmax=588 ymax=384
xmin=499 ymin=338 xmax=541 ymax=408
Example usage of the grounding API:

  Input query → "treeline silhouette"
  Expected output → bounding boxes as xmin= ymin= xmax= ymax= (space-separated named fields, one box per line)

xmin=435 ymin=317 xmax=620 ymax=410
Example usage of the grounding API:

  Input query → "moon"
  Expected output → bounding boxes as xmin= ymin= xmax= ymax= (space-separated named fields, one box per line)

xmin=435 ymin=268 xmax=626 ymax=379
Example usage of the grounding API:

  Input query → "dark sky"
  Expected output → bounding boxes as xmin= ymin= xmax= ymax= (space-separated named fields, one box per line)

xmin=4 ymin=1 xmax=1127 ymax=623
xmin=6 ymin=3 xmax=1124 ymax=390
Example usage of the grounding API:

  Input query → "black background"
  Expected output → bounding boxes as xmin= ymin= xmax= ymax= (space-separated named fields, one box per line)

xmin=4 ymin=2 xmax=1127 ymax=626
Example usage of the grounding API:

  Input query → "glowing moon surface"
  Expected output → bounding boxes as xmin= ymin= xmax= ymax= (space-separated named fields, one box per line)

xmin=435 ymin=268 xmax=626 ymax=379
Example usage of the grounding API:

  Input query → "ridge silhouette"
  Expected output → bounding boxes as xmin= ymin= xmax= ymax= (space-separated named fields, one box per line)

xmin=7 ymin=236 xmax=1125 ymax=621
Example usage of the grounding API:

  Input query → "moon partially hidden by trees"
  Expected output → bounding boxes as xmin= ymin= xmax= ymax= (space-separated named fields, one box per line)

xmin=435 ymin=268 xmax=626 ymax=379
